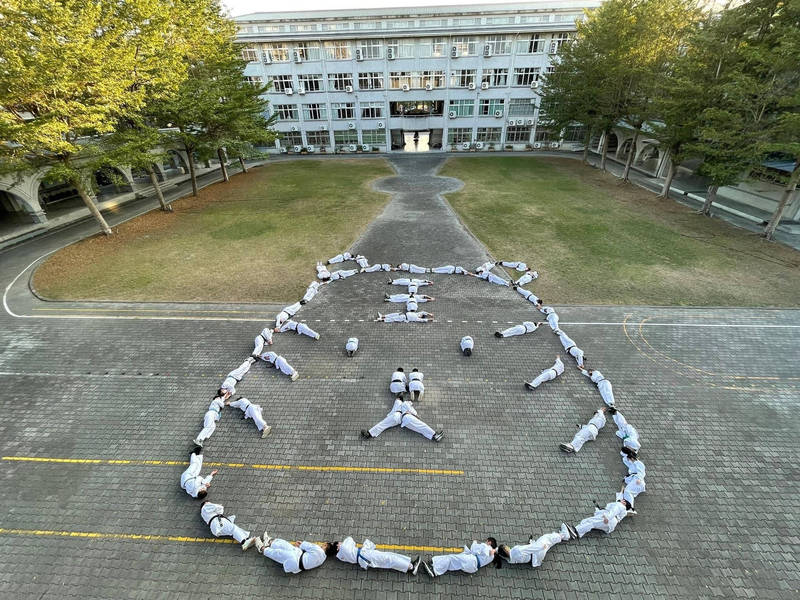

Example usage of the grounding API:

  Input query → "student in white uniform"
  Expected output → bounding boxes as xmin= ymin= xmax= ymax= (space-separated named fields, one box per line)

xmin=376 ymin=311 xmax=408 ymax=323
xmin=355 ymin=255 xmax=369 ymax=268
xmin=389 ymin=368 xmax=407 ymax=396
xmin=554 ymin=329 xmax=585 ymax=367
xmin=362 ymin=263 xmax=392 ymax=273
xmin=180 ymin=448 xmax=218 ymax=499
xmin=540 ymin=306 xmax=559 ymax=330
xmin=422 ymin=538 xmax=499 ymax=577
xmin=336 ymin=536 xmax=421 ymax=574
xmin=258 ymin=351 xmax=300 ymax=381
xmin=460 ymin=335 xmax=474 ymax=356
xmin=431 ymin=265 xmax=473 ymax=275
xmin=301 ymin=281 xmax=324 ymax=304
xmin=384 ymin=293 xmax=435 ymax=303
xmin=408 ymin=368 xmax=424 ymax=401
xmin=255 ymin=535 xmax=335 ymax=574
xmin=579 ymin=368 xmax=615 ymax=406
xmin=252 ymin=328 xmax=273 ymax=358
xmin=474 ymin=270 xmax=510 ymax=286
xmin=316 ymin=262 xmax=331 ymax=281
xmin=621 ymin=452 xmax=646 ymax=499
xmin=375 ymin=311 xmax=434 ymax=323
xmin=345 ymin=337 xmax=359 ymax=357
xmin=218 ymin=357 xmax=256 ymax=398
xmin=360 ymin=398 xmax=443 ymax=442
xmin=495 ymin=321 xmax=542 ymax=338
xmin=200 ymin=502 xmax=257 ymax=550
xmin=475 ymin=261 xmax=495 ymax=274
xmin=559 ymin=408 xmax=606 ymax=453
xmin=610 ymin=408 xmax=641 ymax=453
xmin=497 ymin=260 xmax=529 ymax=271
xmin=275 ymin=302 xmax=301 ymax=328
xmin=330 ymin=268 xmax=358 ymax=281
xmin=227 ymin=397 xmax=272 ymax=438
xmin=327 ymin=252 xmax=353 ymax=264
xmin=275 ymin=319 xmax=320 ymax=340
xmin=497 ymin=523 xmax=577 ymax=566
xmin=524 ymin=355 xmax=564 ymax=390
xmin=192 ymin=396 xmax=225 ymax=447
xmin=394 ymin=263 xmax=429 ymax=274
xmin=388 ymin=277 xmax=433 ymax=288
xmin=514 ymin=286 xmax=543 ymax=307
xmin=574 ymin=494 xmax=635 ymax=538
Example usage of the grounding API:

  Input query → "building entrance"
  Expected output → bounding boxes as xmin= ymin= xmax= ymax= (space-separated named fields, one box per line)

xmin=403 ymin=130 xmax=430 ymax=152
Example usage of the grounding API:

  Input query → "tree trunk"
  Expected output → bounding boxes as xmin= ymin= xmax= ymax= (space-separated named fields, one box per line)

xmin=622 ymin=129 xmax=640 ymax=183
xmin=147 ymin=165 xmax=171 ymax=211
xmin=701 ymin=184 xmax=718 ymax=216
xmin=581 ymin=129 xmax=591 ymax=165
xmin=660 ymin=158 xmax=677 ymax=198
xmin=239 ymin=157 xmax=248 ymax=173
xmin=599 ymin=132 xmax=609 ymax=171
xmin=763 ymin=164 xmax=800 ymax=240
xmin=185 ymin=144 xmax=198 ymax=196
xmin=75 ymin=179 xmax=112 ymax=235
xmin=217 ymin=148 xmax=229 ymax=182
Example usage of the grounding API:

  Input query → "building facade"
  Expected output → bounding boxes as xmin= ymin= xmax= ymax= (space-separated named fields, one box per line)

xmin=234 ymin=2 xmax=601 ymax=153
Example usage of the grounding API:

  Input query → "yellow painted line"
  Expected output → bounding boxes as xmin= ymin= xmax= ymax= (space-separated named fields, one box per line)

xmin=2 ymin=456 xmax=463 ymax=476
xmin=32 ymin=307 xmax=269 ymax=315
xmin=0 ymin=528 xmax=463 ymax=552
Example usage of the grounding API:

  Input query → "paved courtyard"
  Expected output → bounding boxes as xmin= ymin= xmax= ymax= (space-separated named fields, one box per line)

xmin=0 ymin=154 xmax=798 ymax=599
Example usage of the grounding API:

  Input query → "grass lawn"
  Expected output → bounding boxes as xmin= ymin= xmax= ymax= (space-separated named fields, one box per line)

xmin=440 ymin=156 xmax=800 ymax=306
xmin=34 ymin=159 xmax=394 ymax=302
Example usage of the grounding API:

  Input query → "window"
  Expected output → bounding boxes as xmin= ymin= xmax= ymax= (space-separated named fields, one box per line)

xmin=564 ymin=125 xmax=587 ymax=142
xmin=486 ymin=16 xmax=514 ymax=25
xmin=354 ymin=20 xmax=379 ymax=30
xmin=279 ymin=132 xmax=303 ymax=147
xmin=513 ymin=67 xmax=540 ymax=86
xmin=245 ymin=76 xmax=264 ymax=86
xmin=420 ymin=19 xmax=446 ymax=28
xmin=360 ymin=101 xmax=383 ymax=119
xmin=551 ymin=33 xmax=571 ymax=53
xmin=302 ymin=103 xmax=327 ymax=120
xmin=546 ymin=66 xmax=556 ymax=75
xmin=390 ymin=100 xmax=443 ymax=116
xmin=359 ymin=39 xmax=382 ymax=59
xmin=389 ymin=71 xmax=411 ymax=89
xmin=535 ymin=129 xmax=552 ymax=142
xmin=298 ymin=74 xmax=323 ymax=92
xmin=388 ymin=20 xmax=412 ymax=29
xmin=481 ymin=69 xmax=508 ymax=87
xmin=448 ymin=128 xmax=473 ymax=144
xmin=421 ymin=37 xmax=446 ymax=58
xmin=450 ymin=70 xmax=476 ymax=88
xmin=362 ymin=129 xmax=386 ymax=145
xmin=538 ymin=98 xmax=557 ymax=119
xmin=448 ymin=99 xmax=474 ymax=117
xmin=516 ymin=34 xmax=545 ymax=54
xmin=508 ymin=98 xmax=536 ymax=116
xmin=387 ymin=38 xmax=415 ymax=58
xmin=478 ymin=98 xmax=504 ymax=116
xmin=328 ymin=73 xmax=354 ymax=91
xmin=420 ymin=70 xmax=445 ymax=88
xmin=294 ymin=24 xmax=316 ymax=32
xmin=451 ymin=36 xmax=478 ymax=56
xmin=274 ymin=104 xmax=298 ymax=120
xmin=505 ymin=126 xmax=532 ymax=143
xmin=334 ymin=130 xmax=358 ymax=145
xmin=476 ymin=127 xmax=502 ymax=142
xmin=294 ymin=42 xmax=320 ymax=61
xmin=306 ymin=131 xmax=330 ymax=147
xmin=358 ymin=72 xmax=384 ymax=90
xmin=267 ymin=43 xmax=290 ymax=62
xmin=484 ymin=35 xmax=511 ymax=55
xmin=453 ymin=18 xmax=478 ymax=26
xmin=241 ymin=48 xmax=259 ymax=62
xmin=271 ymin=75 xmax=293 ymax=93
xmin=331 ymin=102 xmax=355 ymax=119
xmin=325 ymin=41 xmax=351 ymax=60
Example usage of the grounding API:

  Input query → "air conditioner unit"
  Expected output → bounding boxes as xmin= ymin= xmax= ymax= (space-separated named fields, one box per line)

xmin=348 ymin=144 xmax=358 ymax=152
xmin=387 ymin=47 xmax=395 ymax=60
xmin=483 ymin=44 xmax=492 ymax=57
xmin=550 ymin=141 xmax=560 ymax=148
xmin=494 ymin=109 xmax=503 ymax=118
xmin=461 ymin=142 xmax=470 ymax=150
xmin=448 ymin=111 xmax=457 ymax=119
xmin=262 ymin=51 xmax=272 ymax=64
xmin=533 ymin=142 xmax=542 ymax=149
xmin=450 ymin=46 xmax=458 ymax=58
xmin=298 ymin=87 xmax=306 ymax=95
xmin=306 ymin=145 xmax=315 ymax=152
xmin=508 ymin=119 xmax=515 ymax=126
xmin=549 ymin=42 xmax=557 ymax=54
xmin=401 ymin=84 xmax=410 ymax=92
xmin=425 ymin=83 xmax=433 ymax=91
xmin=293 ymin=145 xmax=302 ymax=152
xmin=290 ymin=125 xmax=299 ymax=132
xmin=467 ymin=82 xmax=476 ymax=90
xmin=480 ymin=82 xmax=489 ymax=90
xmin=347 ymin=122 xmax=356 ymax=129
xmin=376 ymin=121 xmax=385 ymax=129
xmin=345 ymin=85 xmax=354 ymax=93
xmin=475 ymin=141 xmax=484 ymax=149
xmin=355 ymin=48 xmax=363 ymax=61
xmin=361 ymin=144 xmax=370 ymax=151
xmin=515 ymin=119 xmax=524 ymax=126
xmin=530 ymin=81 xmax=540 ymax=89
xmin=285 ymin=87 xmax=294 ymax=95
xmin=293 ymin=50 xmax=302 ymax=63
xmin=526 ymin=118 xmax=534 ymax=126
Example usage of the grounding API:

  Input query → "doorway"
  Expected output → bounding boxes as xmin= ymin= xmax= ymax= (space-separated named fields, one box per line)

xmin=402 ymin=130 xmax=430 ymax=152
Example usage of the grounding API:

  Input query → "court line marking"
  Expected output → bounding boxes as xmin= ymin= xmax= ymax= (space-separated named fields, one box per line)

xmin=1 ymin=456 xmax=464 ymax=476
xmin=0 ymin=528 xmax=462 ymax=553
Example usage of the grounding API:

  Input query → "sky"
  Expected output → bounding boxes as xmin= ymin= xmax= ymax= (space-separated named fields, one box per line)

xmin=222 ymin=0 xmax=539 ymax=18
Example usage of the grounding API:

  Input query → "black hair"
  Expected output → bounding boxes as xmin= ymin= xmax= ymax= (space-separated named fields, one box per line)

xmin=620 ymin=446 xmax=638 ymax=459
xmin=324 ymin=542 xmax=339 ymax=557
xmin=412 ymin=368 xmax=418 ymax=372
xmin=192 ymin=446 xmax=203 ymax=456
xmin=200 ymin=501 xmax=208 ymax=507
xmin=397 ymin=367 xmax=404 ymax=372
xmin=486 ymin=537 xmax=497 ymax=549
xmin=497 ymin=545 xmax=510 ymax=559
xmin=300 ymin=299 xmax=307 ymax=305
xmin=196 ymin=489 xmax=208 ymax=499
xmin=621 ymin=499 xmax=632 ymax=510
xmin=464 ymin=348 xmax=472 ymax=356
xmin=217 ymin=388 xmax=225 ymax=397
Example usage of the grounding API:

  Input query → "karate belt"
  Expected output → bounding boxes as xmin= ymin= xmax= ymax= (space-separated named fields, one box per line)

xmin=297 ymin=551 xmax=307 ymax=571
xmin=391 ymin=379 xmax=403 ymax=383
xmin=211 ymin=515 xmax=230 ymax=528
xmin=356 ymin=548 xmax=373 ymax=568
xmin=473 ymin=554 xmax=483 ymax=569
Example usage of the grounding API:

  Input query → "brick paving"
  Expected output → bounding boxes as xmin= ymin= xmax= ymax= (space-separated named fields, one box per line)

xmin=0 ymin=154 xmax=798 ymax=599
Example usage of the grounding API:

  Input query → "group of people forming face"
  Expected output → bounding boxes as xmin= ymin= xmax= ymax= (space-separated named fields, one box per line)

xmin=177 ymin=251 xmax=645 ymax=577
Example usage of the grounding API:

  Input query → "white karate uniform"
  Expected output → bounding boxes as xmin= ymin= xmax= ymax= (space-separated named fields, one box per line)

xmin=613 ymin=412 xmax=641 ymax=451
xmin=180 ymin=452 xmax=213 ymax=497
xmin=336 ymin=537 xmax=411 ymax=572
xmin=302 ymin=281 xmax=321 ymax=303
xmin=368 ymin=398 xmax=435 ymax=439
xmin=328 ymin=252 xmax=352 ymax=263
xmin=277 ymin=320 xmax=319 ymax=339
xmin=275 ymin=302 xmax=302 ymax=327
xmin=406 ymin=311 xmax=432 ymax=322
xmin=389 ymin=371 xmax=407 ymax=395
xmin=432 ymin=541 xmax=493 ymax=575
xmin=575 ymin=494 xmax=630 ymax=537
xmin=475 ymin=261 xmax=495 ymax=274
xmin=195 ymin=397 xmax=224 ymax=444
xmin=460 ymin=336 xmax=474 ymax=353
xmin=330 ymin=268 xmax=358 ymax=280
xmin=252 ymin=328 xmax=273 ymax=356
xmin=569 ymin=409 xmax=607 ymax=452
xmin=382 ymin=312 xmax=407 ymax=323
xmin=345 ymin=337 xmax=359 ymax=355
xmin=355 ymin=255 xmax=369 ymax=268
xmin=526 ymin=357 xmax=565 ymax=388
xmin=220 ymin=359 xmax=253 ymax=395
xmin=556 ymin=330 xmax=585 ymax=367
xmin=259 ymin=352 xmax=297 ymax=378
xmin=580 ymin=369 xmax=615 ymax=406
xmin=406 ymin=297 xmax=418 ymax=312
xmin=386 ymin=293 xmax=411 ymax=302
xmin=622 ymin=454 xmax=646 ymax=479
xmin=514 ymin=271 xmax=539 ymax=286
xmin=264 ymin=539 xmax=327 ymax=574
xmin=408 ymin=371 xmax=424 ymax=395
xmin=432 ymin=265 xmax=468 ymax=274
xmin=201 ymin=502 xmax=250 ymax=543
xmin=363 ymin=263 xmax=392 ymax=272
xmin=500 ymin=261 xmax=528 ymax=271
xmin=516 ymin=287 xmax=541 ymax=305
xmin=229 ymin=397 xmax=268 ymax=432
xmin=540 ymin=306 xmax=559 ymax=330
xmin=316 ymin=263 xmax=331 ymax=280
xmin=408 ymin=264 xmax=428 ymax=274
xmin=477 ymin=271 xmax=510 ymax=286
xmin=508 ymin=526 xmax=568 ymax=566
xmin=499 ymin=321 xmax=539 ymax=337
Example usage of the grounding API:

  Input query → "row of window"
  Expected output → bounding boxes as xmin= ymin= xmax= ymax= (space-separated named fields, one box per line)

xmin=240 ymin=34 xmax=571 ymax=63
xmin=279 ymin=126 xmax=551 ymax=147
xmin=272 ymin=98 xmax=539 ymax=121
xmin=249 ymin=67 xmax=554 ymax=93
